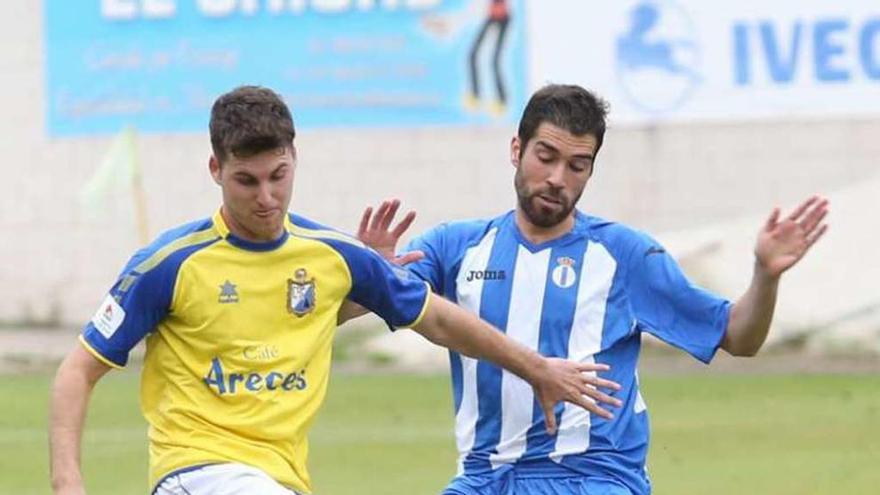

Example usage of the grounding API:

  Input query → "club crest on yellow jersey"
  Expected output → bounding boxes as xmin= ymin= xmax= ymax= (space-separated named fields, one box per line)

xmin=287 ymin=268 xmax=316 ymax=316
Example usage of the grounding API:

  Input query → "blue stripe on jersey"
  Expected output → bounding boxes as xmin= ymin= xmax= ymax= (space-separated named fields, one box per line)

xmin=466 ymin=224 xmax=518 ymax=470
xmin=289 ymin=212 xmax=331 ymax=232
xmin=405 ymin=218 xmax=495 ymax=418
xmin=225 ymin=231 xmax=288 ymax=251
xmin=123 ymin=218 xmax=215 ymax=275
xmin=404 ymin=218 xmax=496 ymax=446
xmin=407 ymin=219 xmax=497 ymax=295
xmin=588 ymin=334 xmax=645 ymax=453
xmin=83 ymin=218 xmax=219 ymax=367
xmin=449 ymin=351 xmax=464 ymax=414
xmin=524 ymin=240 xmax=589 ymax=457
xmin=586 ymin=262 xmax=648 ymax=454
xmin=444 ymin=257 xmax=466 ymax=419
xmin=560 ymin=335 xmax=651 ymax=495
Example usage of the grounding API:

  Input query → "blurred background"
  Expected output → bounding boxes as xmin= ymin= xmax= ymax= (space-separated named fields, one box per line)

xmin=0 ymin=1 xmax=877 ymax=493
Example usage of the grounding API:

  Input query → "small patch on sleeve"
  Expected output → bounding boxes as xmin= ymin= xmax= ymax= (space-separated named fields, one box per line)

xmin=91 ymin=295 xmax=126 ymax=339
xmin=390 ymin=264 xmax=412 ymax=281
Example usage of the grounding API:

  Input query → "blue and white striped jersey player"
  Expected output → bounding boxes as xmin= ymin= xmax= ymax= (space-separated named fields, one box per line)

xmin=354 ymin=85 xmax=830 ymax=494
xmin=48 ymin=86 xmax=624 ymax=495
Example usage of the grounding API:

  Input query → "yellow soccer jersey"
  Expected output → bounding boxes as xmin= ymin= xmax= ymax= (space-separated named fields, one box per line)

xmin=80 ymin=210 xmax=430 ymax=493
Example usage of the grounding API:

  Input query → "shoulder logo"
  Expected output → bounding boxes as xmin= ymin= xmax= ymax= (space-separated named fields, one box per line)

xmin=91 ymin=294 xmax=126 ymax=339
xmin=288 ymin=268 xmax=316 ymax=317
xmin=551 ymin=256 xmax=578 ymax=289
xmin=218 ymin=280 xmax=240 ymax=304
xmin=644 ymin=246 xmax=666 ymax=256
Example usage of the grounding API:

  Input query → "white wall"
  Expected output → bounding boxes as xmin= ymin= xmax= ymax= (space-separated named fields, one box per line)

xmin=1 ymin=0 xmax=877 ymax=326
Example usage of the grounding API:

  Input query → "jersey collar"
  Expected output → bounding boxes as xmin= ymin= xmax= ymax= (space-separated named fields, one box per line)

xmin=507 ymin=210 xmax=589 ymax=253
xmin=212 ymin=209 xmax=290 ymax=252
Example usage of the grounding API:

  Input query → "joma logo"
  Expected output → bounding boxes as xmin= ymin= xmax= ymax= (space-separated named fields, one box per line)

xmin=466 ymin=270 xmax=506 ymax=282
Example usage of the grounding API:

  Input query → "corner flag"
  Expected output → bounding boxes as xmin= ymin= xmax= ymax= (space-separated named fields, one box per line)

xmin=78 ymin=126 xmax=150 ymax=245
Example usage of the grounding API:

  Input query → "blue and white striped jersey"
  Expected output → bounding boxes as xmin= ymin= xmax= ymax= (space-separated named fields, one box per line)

xmin=405 ymin=210 xmax=730 ymax=494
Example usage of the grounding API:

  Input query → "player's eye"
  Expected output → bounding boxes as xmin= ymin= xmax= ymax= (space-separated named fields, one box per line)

xmin=570 ymin=161 xmax=590 ymax=173
xmin=235 ymin=176 xmax=257 ymax=186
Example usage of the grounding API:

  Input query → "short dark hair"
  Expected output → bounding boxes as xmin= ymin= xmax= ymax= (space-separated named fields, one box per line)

xmin=517 ymin=84 xmax=609 ymax=157
xmin=209 ymin=86 xmax=296 ymax=163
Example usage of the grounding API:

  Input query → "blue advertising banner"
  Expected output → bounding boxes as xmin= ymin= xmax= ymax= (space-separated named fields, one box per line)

xmin=528 ymin=0 xmax=880 ymax=125
xmin=46 ymin=1 xmax=526 ymax=135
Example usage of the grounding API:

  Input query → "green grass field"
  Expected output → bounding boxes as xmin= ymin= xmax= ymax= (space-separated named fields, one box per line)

xmin=4 ymin=371 xmax=878 ymax=494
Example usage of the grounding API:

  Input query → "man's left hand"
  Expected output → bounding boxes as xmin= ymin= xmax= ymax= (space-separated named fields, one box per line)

xmin=357 ymin=199 xmax=424 ymax=265
xmin=532 ymin=358 xmax=623 ymax=435
xmin=755 ymin=195 xmax=829 ymax=278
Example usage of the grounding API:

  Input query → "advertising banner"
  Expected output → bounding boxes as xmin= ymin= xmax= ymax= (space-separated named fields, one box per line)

xmin=45 ymin=0 xmax=527 ymax=135
xmin=528 ymin=0 xmax=880 ymax=124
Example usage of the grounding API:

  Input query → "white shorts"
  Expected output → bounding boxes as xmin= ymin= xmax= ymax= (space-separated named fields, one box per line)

xmin=153 ymin=463 xmax=303 ymax=495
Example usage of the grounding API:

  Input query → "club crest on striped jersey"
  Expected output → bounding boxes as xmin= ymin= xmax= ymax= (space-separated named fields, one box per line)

xmin=551 ymin=256 xmax=577 ymax=289
xmin=287 ymin=268 xmax=316 ymax=317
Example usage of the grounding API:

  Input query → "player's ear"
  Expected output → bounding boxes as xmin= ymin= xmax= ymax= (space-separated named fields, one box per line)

xmin=510 ymin=136 xmax=521 ymax=168
xmin=209 ymin=156 xmax=222 ymax=185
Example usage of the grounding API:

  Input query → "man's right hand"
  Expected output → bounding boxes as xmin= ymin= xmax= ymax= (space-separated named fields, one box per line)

xmin=338 ymin=199 xmax=426 ymax=325
xmin=530 ymin=358 xmax=622 ymax=434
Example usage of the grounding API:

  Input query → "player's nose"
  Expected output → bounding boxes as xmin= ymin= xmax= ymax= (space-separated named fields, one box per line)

xmin=255 ymin=182 xmax=274 ymax=206
xmin=545 ymin=162 xmax=566 ymax=188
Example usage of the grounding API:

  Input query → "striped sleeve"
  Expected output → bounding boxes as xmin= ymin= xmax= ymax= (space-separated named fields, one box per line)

xmin=80 ymin=220 xmax=219 ymax=367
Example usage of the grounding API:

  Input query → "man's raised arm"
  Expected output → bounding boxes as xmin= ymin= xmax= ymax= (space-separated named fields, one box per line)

xmin=722 ymin=195 xmax=829 ymax=356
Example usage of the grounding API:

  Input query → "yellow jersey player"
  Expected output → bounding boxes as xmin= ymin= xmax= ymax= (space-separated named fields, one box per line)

xmin=48 ymin=86 xmax=623 ymax=495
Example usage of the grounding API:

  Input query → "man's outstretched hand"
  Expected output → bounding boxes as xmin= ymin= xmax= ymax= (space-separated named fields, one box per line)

xmin=755 ymin=195 xmax=829 ymax=278
xmin=357 ymin=199 xmax=424 ymax=265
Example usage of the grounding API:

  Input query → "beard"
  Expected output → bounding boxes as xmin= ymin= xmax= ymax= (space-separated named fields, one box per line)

xmin=514 ymin=167 xmax=581 ymax=228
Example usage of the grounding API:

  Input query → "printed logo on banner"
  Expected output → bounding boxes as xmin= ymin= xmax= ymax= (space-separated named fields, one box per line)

xmin=615 ymin=0 xmax=702 ymax=114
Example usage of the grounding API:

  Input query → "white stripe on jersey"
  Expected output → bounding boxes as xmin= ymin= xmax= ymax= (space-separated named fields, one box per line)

xmin=453 ymin=228 xmax=498 ymax=474
xmin=634 ymin=371 xmax=647 ymax=413
xmin=489 ymin=246 xmax=552 ymax=468
xmin=551 ymin=241 xmax=617 ymax=462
